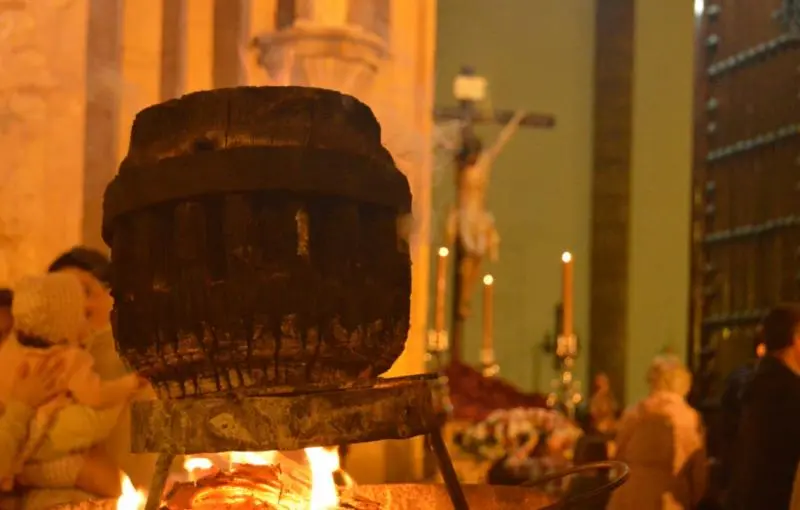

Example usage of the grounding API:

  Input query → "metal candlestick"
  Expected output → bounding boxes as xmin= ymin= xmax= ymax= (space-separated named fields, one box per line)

xmin=547 ymin=334 xmax=583 ymax=419
xmin=480 ymin=348 xmax=500 ymax=378
xmin=426 ymin=329 xmax=450 ymax=371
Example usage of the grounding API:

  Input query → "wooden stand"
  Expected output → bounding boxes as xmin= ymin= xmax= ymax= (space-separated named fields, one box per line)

xmin=133 ymin=375 xmax=469 ymax=510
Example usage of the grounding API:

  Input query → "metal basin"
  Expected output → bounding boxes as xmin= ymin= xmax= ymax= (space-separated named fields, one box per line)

xmin=50 ymin=485 xmax=552 ymax=510
xmin=354 ymin=461 xmax=630 ymax=509
xmin=355 ymin=483 xmax=555 ymax=509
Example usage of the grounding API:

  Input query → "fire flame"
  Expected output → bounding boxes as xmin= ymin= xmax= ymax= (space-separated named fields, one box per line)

xmin=112 ymin=447 xmax=348 ymax=509
xmin=228 ymin=450 xmax=278 ymax=467
xmin=184 ymin=457 xmax=214 ymax=483
xmin=117 ymin=474 xmax=145 ymax=510
xmin=305 ymin=447 xmax=340 ymax=509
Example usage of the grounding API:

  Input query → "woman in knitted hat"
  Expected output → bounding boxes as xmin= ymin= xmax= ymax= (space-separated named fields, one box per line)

xmin=0 ymin=273 xmax=143 ymax=499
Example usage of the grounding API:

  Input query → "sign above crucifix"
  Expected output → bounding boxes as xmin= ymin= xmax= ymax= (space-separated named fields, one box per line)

xmin=434 ymin=66 xmax=556 ymax=364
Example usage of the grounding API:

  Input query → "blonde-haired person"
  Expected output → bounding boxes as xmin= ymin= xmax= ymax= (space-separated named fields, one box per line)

xmin=607 ymin=355 xmax=708 ymax=510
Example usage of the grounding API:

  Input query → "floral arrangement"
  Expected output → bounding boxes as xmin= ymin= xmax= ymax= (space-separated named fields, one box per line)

xmin=454 ymin=407 xmax=582 ymax=462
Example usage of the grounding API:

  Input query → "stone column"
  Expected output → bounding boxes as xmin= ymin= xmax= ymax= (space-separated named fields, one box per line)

xmin=590 ymin=0 xmax=694 ymax=404
xmin=0 ymin=0 xmax=88 ymax=282
xmin=160 ymin=0 xmax=187 ymax=100
xmin=186 ymin=0 xmax=214 ymax=92
xmin=589 ymin=0 xmax=635 ymax=406
xmin=213 ymin=0 xmax=250 ymax=88
xmin=83 ymin=0 xmax=122 ymax=250
xmin=117 ymin=0 xmax=163 ymax=165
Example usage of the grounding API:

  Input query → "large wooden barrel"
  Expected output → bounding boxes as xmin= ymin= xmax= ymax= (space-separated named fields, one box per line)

xmin=102 ymin=86 xmax=412 ymax=398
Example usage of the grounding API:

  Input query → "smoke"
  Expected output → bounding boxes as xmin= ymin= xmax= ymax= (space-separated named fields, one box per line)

xmin=246 ymin=35 xmax=446 ymax=254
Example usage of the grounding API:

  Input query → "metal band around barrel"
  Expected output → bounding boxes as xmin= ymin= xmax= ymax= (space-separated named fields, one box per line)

xmin=102 ymin=145 xmax=412 ymax=243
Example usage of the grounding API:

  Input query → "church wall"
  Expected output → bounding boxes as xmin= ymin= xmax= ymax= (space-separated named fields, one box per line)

xmin=0 ymin=0 xmax=88 ymax=283
xmin=436 ymin=0 xmax=695 ymax=405
xmin=434 ymin=0 xmax=596 ymax=393
xmin=625 ymin=0 xmax=694 ymax=404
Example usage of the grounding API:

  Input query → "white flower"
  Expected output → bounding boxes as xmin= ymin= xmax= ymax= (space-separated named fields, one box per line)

xmin=472 ymin=423 xmax=488 ymax=441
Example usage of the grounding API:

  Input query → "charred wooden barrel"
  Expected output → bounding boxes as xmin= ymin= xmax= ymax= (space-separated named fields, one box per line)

xmin=102 ymin=86 xmax=411 ymax=398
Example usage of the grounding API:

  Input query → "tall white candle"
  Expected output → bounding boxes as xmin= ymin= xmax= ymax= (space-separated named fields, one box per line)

xmin=561 ymin=252 xmax=574 ymax=338
xmin=482 ymin=274 xmax=494 ymax=358
xmin=434 ymin=247 xmax=449 ymax=333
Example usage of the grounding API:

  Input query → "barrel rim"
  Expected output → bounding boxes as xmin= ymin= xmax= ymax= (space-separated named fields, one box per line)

xmin=132 ymin=85 xmax=377 ymax=126
xmin=124 ymin=85 xmax=384 ymax=168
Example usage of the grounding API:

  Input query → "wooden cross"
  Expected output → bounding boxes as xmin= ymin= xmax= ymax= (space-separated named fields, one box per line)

xmin=434 ymin=66 xmax=556 ymax=364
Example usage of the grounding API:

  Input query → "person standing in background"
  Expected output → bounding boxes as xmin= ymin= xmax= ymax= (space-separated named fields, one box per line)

xmin=717 ymin=334 xmax=765 ymax=495
xmin=588 ymin=372 xmax=619 ymax=437
xmin=792 ymin=464 xmax=800 ymax=510
xmin=607 ymin=355 xmax=707 ymax=510
xmin=47 ymin=247 xmax=157 ymax=489
xmin=728 ymin=304 xmax=800 ymax=510
xmin=0 ymin=289 xmax=13 ymax=341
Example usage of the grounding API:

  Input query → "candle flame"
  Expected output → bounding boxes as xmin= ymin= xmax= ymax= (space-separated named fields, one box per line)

xmin=561 ymin=251 xmax=573 ymax=263
xmin=438 ymin=246 xmax=449 ymax=257
xmin=483 ymin=274 xmax=494 ymax=285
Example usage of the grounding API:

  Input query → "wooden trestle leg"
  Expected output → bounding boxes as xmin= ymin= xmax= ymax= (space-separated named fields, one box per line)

xmin=144 ymin=452 xmax=175 ymax=510
xmin=428 ymin=428 xmax=469 ymax=510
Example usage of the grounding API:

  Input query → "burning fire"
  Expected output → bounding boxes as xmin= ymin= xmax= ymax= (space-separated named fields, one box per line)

xmin=118 ymin=447 xmax=350 ymax=509
xmin=306 ymin=447 xmax=340 ymax=509
xmin=117 ymin=474 xmax=145 ymax=510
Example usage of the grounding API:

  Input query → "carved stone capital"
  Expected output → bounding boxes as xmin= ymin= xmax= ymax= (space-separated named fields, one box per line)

xmin=253 ymin=23 xmax=389 ymax=95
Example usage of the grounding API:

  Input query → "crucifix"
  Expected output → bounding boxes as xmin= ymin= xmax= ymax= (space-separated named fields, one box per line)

xmin=434 ymin=66 xmax=556 ymax=363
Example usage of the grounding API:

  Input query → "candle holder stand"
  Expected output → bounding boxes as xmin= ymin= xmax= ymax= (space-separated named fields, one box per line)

xmin=547 ymin=334 xmax=582 ymax=420
xmin=426 ymin=329 xmax=450 ymax=372
xmin=424 ymin=329 xmax=453 ymax=418
xmin=423 ymin=329 xmax=454 ymax=479
xmin=480 ymin=348 xmax=500 ymax=378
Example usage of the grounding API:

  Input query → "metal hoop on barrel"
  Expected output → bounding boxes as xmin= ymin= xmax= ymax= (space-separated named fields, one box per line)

xmin=521 ymin=460 xmax=630 ymax=509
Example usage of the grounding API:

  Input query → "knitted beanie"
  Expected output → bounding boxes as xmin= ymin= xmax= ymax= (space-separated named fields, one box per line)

xmin=12 ymin=273 xmax=86 ymax=346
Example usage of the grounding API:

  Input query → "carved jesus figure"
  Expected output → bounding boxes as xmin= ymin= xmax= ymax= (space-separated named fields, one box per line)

xmin=446 ymin=111 xmax=526 ymax=316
